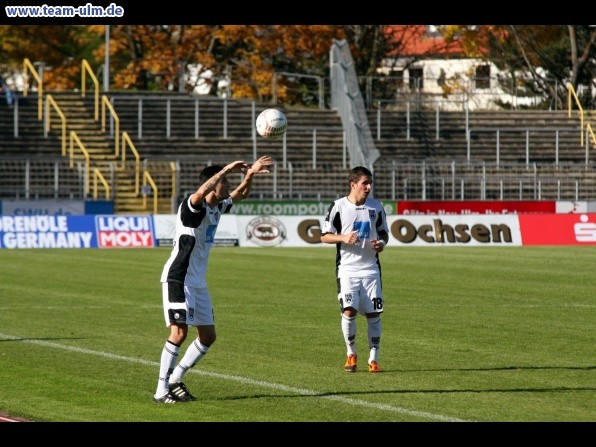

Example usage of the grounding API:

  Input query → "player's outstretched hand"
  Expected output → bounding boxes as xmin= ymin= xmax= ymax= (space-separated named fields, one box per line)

xmin=249 ymin=155 xmax=274 ymax=175
xmin=225 ymin=160 xmax=251 ymax=174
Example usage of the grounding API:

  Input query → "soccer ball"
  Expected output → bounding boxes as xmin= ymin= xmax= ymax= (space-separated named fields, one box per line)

xmin=256 ymin=108 xmax=287 ymax=140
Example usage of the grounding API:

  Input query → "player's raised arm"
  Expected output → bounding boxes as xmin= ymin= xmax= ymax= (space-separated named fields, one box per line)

xmin=230 ymin=155 xmax=274 ymax=201
xmin=189 ymin=160 xmax=249 ymax=205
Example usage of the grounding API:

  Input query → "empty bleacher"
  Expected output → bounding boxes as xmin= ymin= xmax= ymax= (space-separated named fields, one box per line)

xmin=368 ymin=109 xmax=586 ymax=164
xmin=104 ymin=91 xmax=346 ymax=164
xmin=0 ymin=93 xmax=62 ymax=156
xmin=0 ymin=90 xmax=352 ymax=211
xmin=366 ymin=107 xmax=596 ymax=201
xmin=2 ymin=88 xmax=596 ymax=211
xmin=100 ymin=91 xmax=351 ymax=207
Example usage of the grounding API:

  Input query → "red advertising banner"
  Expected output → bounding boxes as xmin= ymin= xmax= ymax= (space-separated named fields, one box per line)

xmin=518 ymin=213 xmax=596 ymax=245
xmin=396 ymin=200 xmax=557 ymax=215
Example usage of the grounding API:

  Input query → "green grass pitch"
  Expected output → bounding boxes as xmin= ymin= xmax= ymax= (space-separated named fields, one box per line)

xmin=0 ymin=246 xmax=594 ymax=422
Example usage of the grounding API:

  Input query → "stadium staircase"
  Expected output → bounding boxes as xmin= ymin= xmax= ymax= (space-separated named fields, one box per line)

xmin=0 ymin=91 xmax=164 ymax=213
xmin=0 ymin=93 xmax=82 ymax=199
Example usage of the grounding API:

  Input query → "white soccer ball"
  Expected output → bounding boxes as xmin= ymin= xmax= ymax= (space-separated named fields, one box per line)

xmin=256 ymin=108 xmax=287 ymax=140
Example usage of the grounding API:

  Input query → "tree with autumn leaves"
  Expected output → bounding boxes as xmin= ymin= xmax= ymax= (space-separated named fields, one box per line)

xmin=440 ymin=25 xmax=596 ymax=109
xmin=0 ymin=25 xmax=594 ymax=108
xmin=0 ymin=25 xmax=350 ymax=105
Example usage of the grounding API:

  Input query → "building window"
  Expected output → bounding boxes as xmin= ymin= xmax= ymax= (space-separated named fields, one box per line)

xmin=393 ymin=70 xmax=405 ymax=91
xmin=409 ymin=67 xmax=423 ymax=91
xmin=475 ymin=65 xmax=491 ymax=89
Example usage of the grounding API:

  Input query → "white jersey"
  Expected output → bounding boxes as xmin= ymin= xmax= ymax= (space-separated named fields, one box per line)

xmin=161 ymin=195 xmax=233 ymax=288
xmin=321 ymin=196 xmax=388 ymax=278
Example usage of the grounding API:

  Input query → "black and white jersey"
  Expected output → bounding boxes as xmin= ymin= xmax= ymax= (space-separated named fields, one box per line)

xmin=161 ymin=195 xmax=233 ymax=288
xmin=321 ymin=196 xmax=388 ymax=278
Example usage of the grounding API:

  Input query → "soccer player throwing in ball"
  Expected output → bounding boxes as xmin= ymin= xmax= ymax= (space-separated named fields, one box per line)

xmin=154 ymin=156 xmax=274 ymax=403
xmin=320 ymin=166 xmax=389 ymax=373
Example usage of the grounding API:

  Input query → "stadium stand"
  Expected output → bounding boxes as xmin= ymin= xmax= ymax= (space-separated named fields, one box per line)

xmin=2 ymin=88 xmax=596 ymax=212
xmin=369 ymin=108 xmax=585 ymax=163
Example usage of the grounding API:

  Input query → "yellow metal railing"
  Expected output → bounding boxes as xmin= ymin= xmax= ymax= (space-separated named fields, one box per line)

xmin=568 ymin=82 xmax=596 ymax=152
xmin=92 ymin=168 xmax=111 ymax=200
xmin=121 ymin=131 xmax=140 ymax=194
xmin=23 ymin=58 xmax=43 ymax=120
xmin=80 ymin=61 xmax=157 ymax=210
xmin=45 ymin=94 xmax=67 ymax=156
xmin=69 ymin=130 xmax=91 ymax=196
xmin=81 ymin=59 xmax=100 ymax=121
xmin=101 ymin=95 xmax=120 ymax=156
xmin=142 ymin=171 xmax=159 ymax=214
xmin=567 ymin=83 xmax=585 ymax=145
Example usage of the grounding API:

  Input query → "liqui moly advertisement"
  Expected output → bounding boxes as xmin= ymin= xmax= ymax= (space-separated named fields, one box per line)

xmin=0 ymin=215 xmax=155 ymax=249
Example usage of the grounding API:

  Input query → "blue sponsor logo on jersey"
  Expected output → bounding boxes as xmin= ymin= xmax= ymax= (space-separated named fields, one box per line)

xmin=353 ymin=221 xmax=371 ymax=239
xmin=206 ymin=224 xmax=217 ymax=243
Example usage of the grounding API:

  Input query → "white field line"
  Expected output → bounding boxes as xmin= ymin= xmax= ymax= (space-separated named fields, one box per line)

xmin=0 ymin=332 xmax=471 ymax=422
xmin=0 ymin=415 xmax=21 ymax=422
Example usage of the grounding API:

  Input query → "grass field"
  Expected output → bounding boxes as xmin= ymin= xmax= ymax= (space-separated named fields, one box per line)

xmin=0 ymin=246 xmax=594 ymax=423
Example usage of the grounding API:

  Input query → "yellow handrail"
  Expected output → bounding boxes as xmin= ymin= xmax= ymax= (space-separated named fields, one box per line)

xmin=92 ymin=168 xmax=111 ymax=200
xmin=45 ymin=94 xmax=67 ymax=156
xmin=567 ymin=83 xmax=585 ymax=146
xmin=23 ymin=58 xmax=43 ymax=120
xmin=101 ymin=95 xmax=120 ymax=157
xmin=69 ymin=130 xmax=90 ymax=196
xmin=142 ymin=170 xmax=159 ymax=214
xmin=81 ymin=59 xmax=99 ymax=121
xmin=121 ymin=131 xmax=140 ymax=194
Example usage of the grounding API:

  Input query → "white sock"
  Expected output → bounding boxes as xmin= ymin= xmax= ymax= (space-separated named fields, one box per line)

xmin=367 ymin=316 xmax=381 ymax=363
xmin=155 ymin=340 xmax=179 ymax=398
xmin=341 ymin=314 xmax=357 ymax=356
xmin=169 ymin=339 xmax=209 ymax=384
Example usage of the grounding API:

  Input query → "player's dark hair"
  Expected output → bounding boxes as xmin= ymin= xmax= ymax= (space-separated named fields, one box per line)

xmin=348 ymin=166 xmax=373 ymax=186
xmin=198 ymin=165 xmax=224 ymax=186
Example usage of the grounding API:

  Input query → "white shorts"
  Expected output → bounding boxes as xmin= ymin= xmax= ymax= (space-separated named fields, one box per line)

xmin=337 ymin=275 xmax=384 ymax=315
xmin=162 ymin=282 xmax=215 ymax=327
